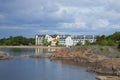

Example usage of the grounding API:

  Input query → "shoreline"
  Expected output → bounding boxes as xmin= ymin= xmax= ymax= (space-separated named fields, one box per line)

xmin=1 ymin=46 xmax=120 ymax=80
xmin=0 ymin=46 xmax=64 ymax=49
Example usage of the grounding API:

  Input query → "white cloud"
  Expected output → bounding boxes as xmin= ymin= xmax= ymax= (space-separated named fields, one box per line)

xmin=92 ymin=19 xmax=110 ymax=29
xmin=0 ymin=0 xmax=120 ymax=37
xmin=60 ymin=21 xmax=86 ymax=29
xmin=56 ymin=0 xmax=108 ymax=7
xmin=111 ymin=24 xmax=120 ymax=29
xmin=39 ymin=30 xmax=66 ymax=34
xmin=104 ymin=10 xmax=120 ymax=20
xmin=40 ymin=30 xmax=50 ymax=33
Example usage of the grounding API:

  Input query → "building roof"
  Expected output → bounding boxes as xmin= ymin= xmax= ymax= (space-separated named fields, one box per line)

xmin=36 ymin=34 xmax=46 ymax=37
xmin=72 ymin=35 xmax=84 ymax=39
xmin=36 ymin=34 xmax=97 ymax=39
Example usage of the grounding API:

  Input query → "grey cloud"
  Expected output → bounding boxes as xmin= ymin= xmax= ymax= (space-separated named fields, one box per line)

xmin=56 ymin=0 xmax=107 ymax=7
xmin=0 ymin=0 xmax=120 ymax=38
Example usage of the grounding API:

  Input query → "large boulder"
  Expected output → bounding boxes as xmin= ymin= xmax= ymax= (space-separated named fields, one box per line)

xmin=87 ymin=58 xmax=120 ymax=75
xmin=50 ymin=48 xmax=108 ymax=62
xmin=100 ymin=58 xmax=120 ymax=69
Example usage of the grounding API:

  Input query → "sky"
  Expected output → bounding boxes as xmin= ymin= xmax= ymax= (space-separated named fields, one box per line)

xmin=0 ymin=0 xmax=120 ymax=38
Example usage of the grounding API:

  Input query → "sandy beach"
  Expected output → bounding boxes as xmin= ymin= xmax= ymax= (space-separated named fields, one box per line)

xmin=0 ymin=46 xmax=63 ymax=49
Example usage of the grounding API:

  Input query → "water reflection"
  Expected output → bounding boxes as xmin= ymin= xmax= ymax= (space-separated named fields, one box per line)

xmin=0 ymin=58 xmax=97 ymax=80
xmin=0 ymin=48 xmax=97 ymax=80
xmin=0 ymin=48 xmax=34 ymax=56
xmin=0 ymin=48 xmax=56 ymax=56
xmin=35 ymin=48 xmax=56 ymax=55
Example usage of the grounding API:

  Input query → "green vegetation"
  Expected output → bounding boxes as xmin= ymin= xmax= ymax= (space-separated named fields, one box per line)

xmin=76 ymin=41 xmax=82 ymax=46
xmin=0 ymin=36 xmax=35 ymax=46
xmin=118 ymin=42 xmax=120 ymax=49
xmin=116 ymin=54 xmax=120 ymax=58
xmin=94 ymin=32 xmax=120 ymax=47
xmin=0 ymin=32 xmax=119 ymax=47
xmin=85 ymin=40 xmax=90 ymax=46
xmin=72 ymin=32 xmax=120 ymax=48
xmin=42 ymin=38 xmax=51 ymax=46
xmin=56 ymin=41 xmax=59 ymax=46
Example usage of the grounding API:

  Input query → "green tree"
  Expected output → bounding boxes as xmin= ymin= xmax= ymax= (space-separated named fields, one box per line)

xmin=76 ymin=41 xmax=82 ymax=46
xmin=42 ymin=38 xmax=51 ymax=46
xmin=94 ymin=32 xmax=119 ymax=46
xmin=85 ymin=40 xmax=90 ymax=46
xmin=107 ymin=39 xmax=115 ymax=46
xmin=56 ymin=41 xmax=59 ymax=46
xmin=43 ymin=39 xmax=48 ymax=46
xmin=48 ymin=41 xmax=51 ymax=46
xmin=118 ymin=42 xmax=120 ymax=49
xmin=100 ymin=39 xmax=108 ymax=45
xmin=108 ymin=32 xmax=120 ymax=41
xmin=0 ymin=36 xmax=35 ymax=46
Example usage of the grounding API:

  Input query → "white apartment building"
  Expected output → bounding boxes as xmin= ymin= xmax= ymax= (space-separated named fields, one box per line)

xmin=35 ymin=34 xmax=96 ymax=47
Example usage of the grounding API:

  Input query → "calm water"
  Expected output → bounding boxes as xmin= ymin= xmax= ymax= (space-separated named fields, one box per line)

xmin=0 ymin=48 xmax=56 ymax=56
xmin=0 ymin=48 xmax=97 ymax=80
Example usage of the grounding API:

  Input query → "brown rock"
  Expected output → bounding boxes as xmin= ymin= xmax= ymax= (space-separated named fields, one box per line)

xmin=100 ymin=58 xmax=120 ymax=69
xmin=95 ymin=76 xmax=120 ymax=80
xmin=0 ymin=51 xmax=13 ymax=60
xmin=95 ymin=76 xmax=107 ymax=80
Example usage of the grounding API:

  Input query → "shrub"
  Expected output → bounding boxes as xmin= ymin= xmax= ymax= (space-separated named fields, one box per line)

xmin=85 ymin=40 xmax=90 ymax=46
xmin=76 ymin=41 xmax=82 ymax=46
xmin=118 ymin=42 xmax=120 ymax=49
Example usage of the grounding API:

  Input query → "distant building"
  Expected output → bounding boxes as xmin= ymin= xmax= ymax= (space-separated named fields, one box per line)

xmin=35 ymin=34 xmax=96 ymax=47
xmin=65 ymin=36 xmax=73 ymax=47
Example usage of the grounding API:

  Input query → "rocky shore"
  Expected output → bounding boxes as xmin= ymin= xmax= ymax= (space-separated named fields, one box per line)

xmin=95 ymin=76 xmax=120 ymax=80
xmin=0 ymin=51 xmax=13 ymax=60
xmin=30 ymin=47 xmax=107 ymax=62
xmin=30 ymin=46 xmax=120 ymax=79
xmin=1 ymin=46 xmax=120 ymax=80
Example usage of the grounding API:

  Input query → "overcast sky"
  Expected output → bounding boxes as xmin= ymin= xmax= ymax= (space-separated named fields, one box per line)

xmin=0 ymin=0 xmax=120 ymax=38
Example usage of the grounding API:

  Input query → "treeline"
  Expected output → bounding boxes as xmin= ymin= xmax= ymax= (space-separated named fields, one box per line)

xmin=0 ymin=32 xmax=120 ymax=48
xmin=0 ymin=36 xmax=35 ymax=46
xmin=76 ymin=32 xmax=120 ymax=49
xmin=94 ymin=32 xmax=120 ymax=46
xmin=92 ymin=32 xmax=120 ymax=49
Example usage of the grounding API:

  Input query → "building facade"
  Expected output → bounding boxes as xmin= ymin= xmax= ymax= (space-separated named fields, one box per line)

xmin=35 ymin=34 xmax=96 ymax=47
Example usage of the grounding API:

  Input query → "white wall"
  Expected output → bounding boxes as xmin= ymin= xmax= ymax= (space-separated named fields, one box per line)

xmin=65 ymin=36 xmax=73 ymax=47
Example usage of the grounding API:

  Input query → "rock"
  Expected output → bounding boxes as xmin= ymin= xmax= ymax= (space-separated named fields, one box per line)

xmin=95 ymin=76 xmax=107 ymax=80
xmin=0 ymin=51 xmax=13 ymax=60
xmin=27 ymin=46 xmax=120 ymax=76
xmin=95 ymin=76 xmax=120 ymax=80
xmin=42 ymin=47 xmax=108 ymax=64
xmin=0 ymin=51 xmax=8 ymax=55
xmin=19 ymin=54 xmax=31 ymax=58
xmin=86 ymin=58 xmax=120 ymax=75
xmin=100 ymin=58 xmax=120 ymax=69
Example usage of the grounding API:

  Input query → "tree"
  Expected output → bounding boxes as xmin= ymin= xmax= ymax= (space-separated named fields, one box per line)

xmin=101 ymin=39 xmax=108 ymax=45
xmin=48 ymin=41 xmax=51 ymax=46
xmin=107 ymin=39 xmax=115 ymax=46
xmin=94 ymin=32 xmax=119 ymax=46
xmin=42 ymin=38 xmax=51 ymax=46
xmin=85 ymin=40 xmax=90 ymax=46
xmin=76 ymin=41 xmax=82 ymax=46
xmin=109 ymin=32 xmax=120 ymax=41
xmin=0 ymin=36 xmax=35 ymax=46
xmin=118 ymin=42 xmax=120 ymax=49
xmin=56 ymin=41 xmax=59 ymax=46
xmin=43 ymin=39 xmax=48 ymax=46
